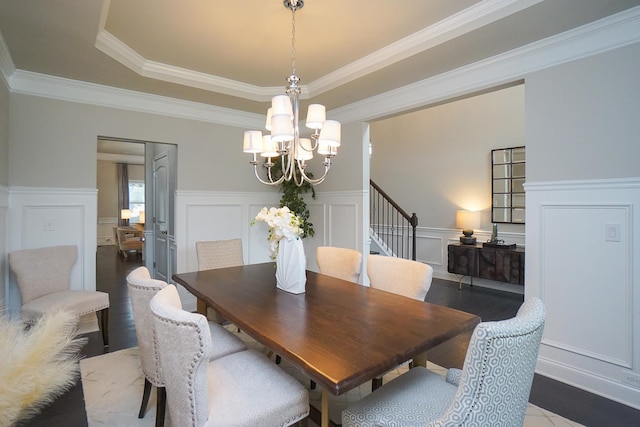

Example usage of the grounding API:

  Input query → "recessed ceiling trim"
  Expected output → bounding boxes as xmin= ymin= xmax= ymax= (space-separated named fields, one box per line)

xmin=332 ymin=5 xmax=640 ymax=124
xmin=95 ymin=0 xmax=543 ymax=100
xmin=307 ymin=0 xmax=544 ymax=95
xmin=95 ymin=30 xmax=282 ymax=102
xmin=8 ymin=6 xmax=638 ymax=130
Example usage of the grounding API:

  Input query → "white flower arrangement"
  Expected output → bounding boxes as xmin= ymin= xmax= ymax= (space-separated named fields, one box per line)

xmin=253 ymin=206 xmax=303 ymax=259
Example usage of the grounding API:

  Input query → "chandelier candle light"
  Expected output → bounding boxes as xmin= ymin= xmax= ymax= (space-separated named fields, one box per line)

xmin=243 ymin=0 xmax=341 ymax=186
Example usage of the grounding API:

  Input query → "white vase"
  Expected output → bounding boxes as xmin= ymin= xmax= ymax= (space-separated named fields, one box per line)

xmin=275 ymin=238 xmax=307 ymax=294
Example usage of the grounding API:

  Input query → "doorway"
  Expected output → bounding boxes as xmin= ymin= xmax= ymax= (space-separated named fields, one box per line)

xmin=96 ymin=137 xmax=177 ymax=280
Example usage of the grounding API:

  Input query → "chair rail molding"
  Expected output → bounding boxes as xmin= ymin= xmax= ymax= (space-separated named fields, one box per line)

xmin=7 ymin=186 xmax=98 ymax=317
xmin=526 ymin=177 xmax=640 ymax=411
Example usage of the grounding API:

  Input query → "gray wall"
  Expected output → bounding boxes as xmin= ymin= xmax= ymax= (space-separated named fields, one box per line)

xmin=371 ymin=84 xmax=525 ymax=234
xmin=526 ymin=42 xmax=640 ymax=182
xmin=8 ymin=94 xmax=279 ymax=194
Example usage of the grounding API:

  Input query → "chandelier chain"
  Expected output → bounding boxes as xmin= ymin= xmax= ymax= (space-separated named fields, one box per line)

xmin=290 ymin=5 xmax=296 ymax=76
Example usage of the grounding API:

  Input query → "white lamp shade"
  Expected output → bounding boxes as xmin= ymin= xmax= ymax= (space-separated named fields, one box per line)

xmin=265 ymin=108 xmax=273 ymax=131
xmin=139 ymin=211 xmax=145 ymax=223
xmin=260 ymin=135 xmax=279 ymax=157
xmin=121 ymin=209 xmax=132 ymax=220
xmin=318 ymin=140 xmax=337 ymax=156
xmin=305 ymin=104 xmax=325 ymax=129
xmin=456 ymin=210 xmax=481 ymax=230
xmin=243 ymin=130 xmax=263 ymax=153
xmin=272 ymin=95 xmax=293 ymax=118
xmin=270 ymin=114 xmax=294 ymax=142
xmin=295 ymin=138 xmax=313 ymax=161
xmin=318 ymin=120 xmax=341 ymax=147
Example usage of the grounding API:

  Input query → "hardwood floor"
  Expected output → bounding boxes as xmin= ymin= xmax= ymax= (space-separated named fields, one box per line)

xmin=22 ymin=246 xmax=640 ymax=426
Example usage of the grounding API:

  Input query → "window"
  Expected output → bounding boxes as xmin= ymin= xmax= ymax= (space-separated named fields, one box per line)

xmin=128 ymin=180 xmax=145 ymax=223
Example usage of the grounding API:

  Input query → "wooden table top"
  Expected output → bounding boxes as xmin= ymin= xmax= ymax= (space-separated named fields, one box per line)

xmin=173 ymin=262 xmax=480 ymax=396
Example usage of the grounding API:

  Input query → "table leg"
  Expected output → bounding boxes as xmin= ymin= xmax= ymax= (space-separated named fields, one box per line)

xmin=196 ymin=298 xmax=207 ymax=315
xmin=412 ymin=351 xmax=428 ymax=368
xmin=321 ymin=388 xmax=329 ymax=427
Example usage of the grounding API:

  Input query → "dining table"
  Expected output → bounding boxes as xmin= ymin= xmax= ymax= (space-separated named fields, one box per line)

xmin=173 ymin=262 xmax=481 ymax=427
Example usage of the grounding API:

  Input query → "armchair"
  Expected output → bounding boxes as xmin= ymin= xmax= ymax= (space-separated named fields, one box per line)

xmin=342 ymin=297 xmax=546 ymax=426
xmin=9 ymin=245 xmax=110 ymax=347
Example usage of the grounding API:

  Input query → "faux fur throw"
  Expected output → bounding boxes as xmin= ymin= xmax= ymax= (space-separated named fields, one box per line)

xmin=0 ymin=309 xmax=87 ymax=427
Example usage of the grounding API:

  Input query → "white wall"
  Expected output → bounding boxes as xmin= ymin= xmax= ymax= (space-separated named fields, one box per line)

xmin=370 ymin=85 xmax=526 ymax=290
xmin=371 ymin=85 xmax=525 ymax=231
xmin=525 ymin=42 xmax=640 ymax=410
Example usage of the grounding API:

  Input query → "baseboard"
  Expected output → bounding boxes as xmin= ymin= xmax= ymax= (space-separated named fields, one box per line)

xmin=537 ymin=356 xmax=640 ymax=411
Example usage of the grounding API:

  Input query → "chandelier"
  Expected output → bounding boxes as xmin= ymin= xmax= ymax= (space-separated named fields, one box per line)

xmin=242 ymin=0 xmax=341 ymax=186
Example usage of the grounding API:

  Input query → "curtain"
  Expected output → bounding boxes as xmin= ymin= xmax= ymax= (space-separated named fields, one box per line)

xmin=117 ymin=163 xmax=129 ymax=226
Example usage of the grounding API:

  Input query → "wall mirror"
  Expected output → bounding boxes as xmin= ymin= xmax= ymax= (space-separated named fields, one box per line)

xmin=491 ymin=146 xmax=525 ymax=224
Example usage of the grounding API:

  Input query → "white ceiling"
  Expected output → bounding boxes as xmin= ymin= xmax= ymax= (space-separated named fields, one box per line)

xmin=1 ymin=0 xmax=639 ymax=116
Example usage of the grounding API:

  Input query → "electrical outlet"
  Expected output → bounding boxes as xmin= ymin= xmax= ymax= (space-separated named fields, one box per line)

xmin=605 ymin=223 xmax=620 ymax=242
xmin=622 ymin=372 xmax=640 ymax=389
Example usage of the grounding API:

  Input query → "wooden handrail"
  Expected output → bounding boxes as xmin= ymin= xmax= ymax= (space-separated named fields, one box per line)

xmin=370 ymin=179 xmax=418 ymax=260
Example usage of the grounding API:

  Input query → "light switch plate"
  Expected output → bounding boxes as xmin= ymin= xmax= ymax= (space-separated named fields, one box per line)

xmin=605 ymin=223 xmax=620 ymax=242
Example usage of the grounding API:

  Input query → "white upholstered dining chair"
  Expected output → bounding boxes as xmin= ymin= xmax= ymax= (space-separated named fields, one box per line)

xmin=342 ymin=297 xmax=546 ymax=427
xmin=196 ymin=238 xmax=244 ymax=324
xmin=316 ymin=246 xmax=363 ymax=283
xmin=9 ymin=245 xmax=110 ymax=347
xmin=367 ymin=254 xmax=433 ymax=301
xmin=367 ymin=254 xmax=434 ymax=389
xmin=126 ymin=266 xmax=246 ymax=427
xmin=150 ymin=284 xmax=310 ymax=427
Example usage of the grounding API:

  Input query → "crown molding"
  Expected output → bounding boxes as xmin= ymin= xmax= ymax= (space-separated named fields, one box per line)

xmin=8 ymin=70 xmax=265 ymax=129
xmin=4 ymin=6 xmax=639 ymax=129
xmin=331 ymin=5 xmax=640 ymax=124
xmin=94 ymin=0 xmax=541 ymax=100
xmin=307 ymin=0 xmax=542 ymax=96
xmin=95 ymin=30 xmax=282 ymax=102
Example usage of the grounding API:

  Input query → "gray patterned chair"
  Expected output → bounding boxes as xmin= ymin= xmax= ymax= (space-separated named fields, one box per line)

xmin=342 ymin=297 xmax=546 ymax=427
xmin=126 ymin=267 xmax=246 ymax=427
xmin=149 ymin=284 xmax=310 ymax=427
xmin=316 ymin=246 xmax=363 ymax=283
xmin=9 ymin=245 xmax=110 ymax=347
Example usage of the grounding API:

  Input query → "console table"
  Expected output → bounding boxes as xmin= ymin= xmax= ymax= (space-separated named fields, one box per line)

xmin=447 ymin=243 xmax=524 ymax=288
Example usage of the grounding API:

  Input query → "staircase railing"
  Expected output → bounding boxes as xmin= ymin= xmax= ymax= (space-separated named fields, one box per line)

xmin=369 ymin=179 xmax=418 ymax=260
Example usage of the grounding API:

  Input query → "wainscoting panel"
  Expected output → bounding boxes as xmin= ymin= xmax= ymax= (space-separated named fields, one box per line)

xmin=7 ymin=186 xmax=98 ymax=317
xmin=175 ymin=190 xmax=364 ymax=310
xmin=527 ymin=178 xmax=640 ymax=410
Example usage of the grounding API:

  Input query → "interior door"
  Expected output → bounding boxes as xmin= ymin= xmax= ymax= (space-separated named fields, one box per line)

xmin=153 ymin=151 xmax=169 ymax=281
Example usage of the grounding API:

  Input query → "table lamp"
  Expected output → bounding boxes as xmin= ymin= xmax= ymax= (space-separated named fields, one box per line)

xmin=121 ymin=209 xmax=131 ymax=226
xmin=456 ymin=210 xmax=481 ymax=245
xmin=138 ymin=210 xmax=145 ymax=225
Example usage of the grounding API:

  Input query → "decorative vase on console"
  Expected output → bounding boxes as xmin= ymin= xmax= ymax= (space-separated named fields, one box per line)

xmin=253 ymin=206 xmax=307 ymax=294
